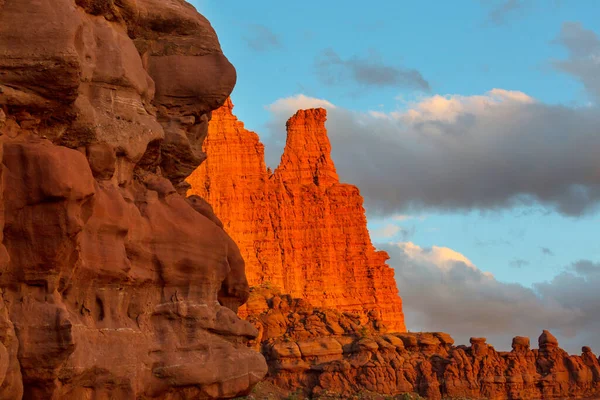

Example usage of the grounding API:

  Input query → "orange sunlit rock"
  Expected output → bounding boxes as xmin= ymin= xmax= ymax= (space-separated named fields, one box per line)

xmin=245 ymin=292 xmax=600 ymax=399
xmin=187 ymin=99 xmax=406 ymax=331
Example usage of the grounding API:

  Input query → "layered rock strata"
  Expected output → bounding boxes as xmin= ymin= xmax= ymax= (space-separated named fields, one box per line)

xmin=0 ymin=0 xmax=266 ymax=398
xmin=249 ymin=290 xmax=600 ymax=400
xmin=187 ymin=101 xmax=405 ymax=332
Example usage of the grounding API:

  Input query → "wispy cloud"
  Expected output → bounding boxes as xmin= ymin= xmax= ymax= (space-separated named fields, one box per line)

xmin=485 ymin=0 xmax=529 ymax=25
xmin=244 ymin=24 xmax=281 ymax=52
xmin=541 ymin=247 xmax=555 ymax=256
xmin=552 ymin=21 xmax=600 ymax=100
xmin=510 ymin=258 xmax=530 ymax=268
xmin=371 ymin=221 xmax=416 ymax=242
xmin=314 ymin=48 xmax=429 ymax=91
xmin=392 ymin=214 xmax=427 ymax=222
xmin=372 ymin=224 xmax=401 ymax=240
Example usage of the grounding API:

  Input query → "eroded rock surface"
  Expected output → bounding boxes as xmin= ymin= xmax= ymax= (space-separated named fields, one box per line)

xmin=247 ymin=293 xmax=600 ymax=400
xmin=187 ymin=100 xmax=405 ymax=332
xmin=0 ymin=1 xmax=266 ymax=398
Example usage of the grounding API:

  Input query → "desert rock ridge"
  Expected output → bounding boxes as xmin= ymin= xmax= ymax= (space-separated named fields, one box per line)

xmin=189 ymin=99 xmax=600 ymax=400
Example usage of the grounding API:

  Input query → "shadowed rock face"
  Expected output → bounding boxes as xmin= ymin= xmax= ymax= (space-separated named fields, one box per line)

xmin=0 ymin=0 xmax=266 ymax=398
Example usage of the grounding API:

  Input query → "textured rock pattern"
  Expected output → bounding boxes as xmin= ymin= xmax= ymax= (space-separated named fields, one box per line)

xmin=0 ymin=1 xmax=266 ymax=398
xmin=249 ymin=291 xmax=600 ymax=400
xmin=187 ymin=102 xmax=405 ymax=332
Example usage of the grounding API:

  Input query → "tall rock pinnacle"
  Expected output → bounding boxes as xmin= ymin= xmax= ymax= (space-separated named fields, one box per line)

xmin=187 ymin=100 xmax=406 ymax=332
xmin=275 ymin=108 xmax=339 ymax=187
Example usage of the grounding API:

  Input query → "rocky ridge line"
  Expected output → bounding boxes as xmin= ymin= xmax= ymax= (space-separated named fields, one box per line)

xmin=246 ymin=289 xmax=600 ymax=400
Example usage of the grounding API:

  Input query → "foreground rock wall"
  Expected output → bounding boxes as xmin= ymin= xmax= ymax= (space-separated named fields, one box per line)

xmin=249 ymin=291 xmax=600 ymax=400
xmin=0 ymin=1 xmax=266 ymax=398
xmin=187 ymin=101 xmax=405 ymax=332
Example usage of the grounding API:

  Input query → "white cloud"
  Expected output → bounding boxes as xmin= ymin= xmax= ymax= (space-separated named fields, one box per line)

xmin=266 ymin=94 xmax=335 ymax=115
xmin=371 ymin=224 xmax=401 ymax=239
xmin=395 ymin=89 xmax=535 ymax=124
xmin=397 ymin=242 xmax=478 ymax=272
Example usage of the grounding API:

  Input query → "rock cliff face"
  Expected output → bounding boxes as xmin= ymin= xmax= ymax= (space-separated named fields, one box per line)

xmin=187 ymin=100 xmax=405 ymax=332
xmin=248 ymin=290 xmax=600 ymax=400
xmin=0 ymin=1 xmax=266 ymax=399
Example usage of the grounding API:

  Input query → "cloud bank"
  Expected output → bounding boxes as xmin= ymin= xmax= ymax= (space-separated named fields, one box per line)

xmin=382 ymin=241 xmax=600 ymax=353
xmin=266 ymin=89 xmax=600 ymax=217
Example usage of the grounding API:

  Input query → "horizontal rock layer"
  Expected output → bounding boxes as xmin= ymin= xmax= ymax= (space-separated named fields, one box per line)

xmin=0 ymin=0 xmax=265 ymax=398
xmin=187 ymin=100 xmax=405 ymax=332
xmin=249 ymin=291 xmax=600 ymax=400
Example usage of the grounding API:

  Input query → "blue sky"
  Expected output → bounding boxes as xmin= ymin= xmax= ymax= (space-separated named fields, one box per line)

xmin=370 ymin=207 xmax=600 ymax=286
xmin=196 ymin=0 xmax=598 ymax=120
xmin=192 ymin=0 xmax=600 ymax=349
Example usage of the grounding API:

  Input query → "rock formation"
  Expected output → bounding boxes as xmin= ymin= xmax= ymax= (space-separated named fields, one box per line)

xmin=0 ymin=0 xmax=266 ymax=398
xmin=4 ymin=1 xmax=597 ymax=399
xmin=185 ymin=100 xmax=600 ymax=400
xmin=187 ymin=100 xmax=405 ymax=332
xmin=247 ymin=290 xmax=600 ymax=400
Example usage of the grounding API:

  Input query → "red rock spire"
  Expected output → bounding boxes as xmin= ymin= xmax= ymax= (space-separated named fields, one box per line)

xmin=188 ymin=100 xmax=406 ymax=332
xmin=274 ymin=108 xmax=339 ymax=187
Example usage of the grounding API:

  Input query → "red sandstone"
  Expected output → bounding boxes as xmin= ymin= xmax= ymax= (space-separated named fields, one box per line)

xmin=187 ymin=100 xmax=405 ymax=332
xmin=1 ymin=1 xmax=598 ymax=399
xmin=0 ymin=1 xmax=265 ymax=398
xmin=246 ymin=290 xmax=600 ymax=400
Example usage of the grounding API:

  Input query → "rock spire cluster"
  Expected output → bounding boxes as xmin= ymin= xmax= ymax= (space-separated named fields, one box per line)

xmin=187 ymin=100 xmax=405 ymax=332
